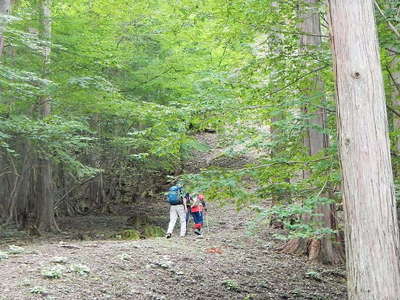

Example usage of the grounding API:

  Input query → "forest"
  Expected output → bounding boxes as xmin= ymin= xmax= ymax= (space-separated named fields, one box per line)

xmin=0 ymin=0 xmax=400 ymax=299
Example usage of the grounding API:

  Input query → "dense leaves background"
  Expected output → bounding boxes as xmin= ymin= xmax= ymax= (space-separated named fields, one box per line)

xmin=0 ymin=0 xmax=399 ymax=240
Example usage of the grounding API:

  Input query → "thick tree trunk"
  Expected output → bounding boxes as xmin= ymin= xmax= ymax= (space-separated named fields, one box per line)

xmin=301 ymin=0 xmax=344 ymax=265
xmin=281 ymin=0 xmax=344 ymax=264
xmin=37 ymin=0 xmax=59 ymax=232
xmin=328 ymin=0 xmax=400 ymax=298
xmin=4 ymin=141 xmax=33 ymax=227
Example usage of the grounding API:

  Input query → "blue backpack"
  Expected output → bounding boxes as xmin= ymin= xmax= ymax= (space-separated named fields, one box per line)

xmin=167 ymin=186 xmax=182 ymax=205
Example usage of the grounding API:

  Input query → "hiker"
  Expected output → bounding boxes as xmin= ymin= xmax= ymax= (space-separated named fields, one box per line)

xmin=184 ymin=192 xmax=193 ymax=225
xmin=191 ymin=194 xmax=206 ymax=235
xmin=165 ymin=185 xmax=187 ymax=238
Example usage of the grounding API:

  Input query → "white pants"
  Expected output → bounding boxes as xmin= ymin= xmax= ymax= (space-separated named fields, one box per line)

xmin=167 ymin=205 xmax=186 ymax=237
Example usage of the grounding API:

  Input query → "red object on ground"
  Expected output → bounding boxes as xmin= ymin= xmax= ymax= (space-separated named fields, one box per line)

xmin=206 ymin=247 xmax=223 ymax=254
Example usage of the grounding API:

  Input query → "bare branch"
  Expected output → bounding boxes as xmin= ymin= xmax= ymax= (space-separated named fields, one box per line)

xmin=264 ymin=65 xmax=329 ymax=98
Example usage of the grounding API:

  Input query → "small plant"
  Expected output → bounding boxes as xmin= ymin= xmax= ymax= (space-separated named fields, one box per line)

xmin=41 ymin=266 xmax=64 ymax=279
xmin=305 ymin=270 xmax=322 ymax=281
xmin=70 ymin=263 xmax=90 ymax=275
xmin=30 ymin=286 xmax=48 ymax=295
xmin=0 ymin=251 xmax=9 ymax=260
xmin=243 ymin=294 xmax=256 ymax=300
xmin=222 ymin=279 xmax=240 ymax=292
xmin=8 ymin=245 xmax=24 ymax=254
xmin=120 ymin=229 xmax=140 ymax=240
xmin=20 ymin=280 xmax=31 ymax=287
xmin=51 ymin=256 xmax=68 ymax=264
xmin=118 ymin=253 xmax=131 ymax=261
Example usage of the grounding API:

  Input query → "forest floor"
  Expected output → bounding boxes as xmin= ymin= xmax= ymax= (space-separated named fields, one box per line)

xmin=0 ymin=203 xmax=347 ymax=300
xmin=0 ymin=133 xmax=347 ymax=299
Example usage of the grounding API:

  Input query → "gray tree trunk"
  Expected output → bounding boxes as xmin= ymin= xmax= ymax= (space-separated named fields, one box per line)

xmin=301 ymin=1 xmax=343 ymax=264
xmin=0 ymin=0 xmax=11 ymax=56
xmin=37 ymin=0 xmax=59 ymax=232
xmin=281 ymin=0 xmax=344 ymax=264
xmin=328 ymin=0 xmax=400 ymax=298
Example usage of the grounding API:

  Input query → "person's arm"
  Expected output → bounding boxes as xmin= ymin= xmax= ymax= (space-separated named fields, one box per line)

xmin=183 ymin=197 xmax=187 ymax=213
xmin=201 ymin=200 xmax=207 ymax=213
xmin=191 ymin=196 xmax=198 ymax=208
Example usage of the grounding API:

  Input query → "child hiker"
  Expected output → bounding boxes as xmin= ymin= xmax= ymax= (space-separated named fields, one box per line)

xmin=191 ymin=194 xmax=206 ymax=235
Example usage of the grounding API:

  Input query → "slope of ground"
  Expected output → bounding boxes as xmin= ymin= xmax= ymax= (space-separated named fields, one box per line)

xmin=0 ymin=202 xmax=346 ymax=300
xmin=0 ymin=132 xmax=347 ymax=299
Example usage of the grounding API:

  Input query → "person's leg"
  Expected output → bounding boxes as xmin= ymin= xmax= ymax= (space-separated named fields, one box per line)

xmin=198 ymin=211 xmax=204 ymax=228
xmin=176 ymin=205 xmax=187 ymax=237
xmin=192 ymin=212 xmax=203 ymax=234
xmin=167 ymin=206 xmax=178 ymax=235
xmin=185 ymin=208 xmax=190 ymax=225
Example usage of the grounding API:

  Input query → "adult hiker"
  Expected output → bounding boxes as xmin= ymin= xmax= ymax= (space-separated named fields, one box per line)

xmin=165 ymin=184 xmax=187 ymax=238
xmin=191 ymin=194 xmax=206 ymax=235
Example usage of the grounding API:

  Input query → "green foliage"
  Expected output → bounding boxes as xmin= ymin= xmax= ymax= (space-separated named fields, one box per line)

xmin=0 ymin=116 xmax=97 ymax=177
xmin=222 ymin=279 xmax=241 ymax=292
xmin=50 ymin=257 xmax=68 ymax=264
xmin=30 ymin=286 xmax=48 ymax=295
xmin=248 ymin=196 xmax=337 ymax=240
xmin=143 ymin=225 xmax=165 ymax=238
xmin=7 ymin=245 xmax=25 ymax=254
xmin=120 ymin=229 xmax=141 ymax=240
xmin=305 ymin=270 xmax=322 ymax=281
xmin=41 ymin=266 xmax=64 ymax=279
xmin=70 ymin=264 xmax=90 ymax=276
xmin=1 ymin=0 xmax=399 ymax=242
xmin=0 ymin=251 xmax=9 ymax=260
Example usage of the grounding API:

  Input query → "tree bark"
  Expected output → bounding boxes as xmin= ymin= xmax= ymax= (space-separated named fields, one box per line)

xmin=302 ymin=0 xmax=344 ymax=265
xmin=281 ymin=0 xmax=344 ymax=264
xmin=328 ymin=0 xmax=400 ymax=298
xmin=37 ymin=0 xmax=59 ymax=232
xmin=0 ymin=0 xmax=11 ymax=56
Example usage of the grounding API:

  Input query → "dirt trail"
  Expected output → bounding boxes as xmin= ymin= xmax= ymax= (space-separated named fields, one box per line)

xmin=0 ymin=202 xmax=346 ymax=300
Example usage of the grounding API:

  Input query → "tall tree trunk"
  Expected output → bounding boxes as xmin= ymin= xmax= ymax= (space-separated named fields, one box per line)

xmin=281 ymin=0 xmax=344 ymax=264
xmin=0 ymin=0 xmax=11 ymax=56
xmin=37 ymin=0 xmax=58 ymax=232
xmin=301 ymin=0 xmax=345 ymax=265
xmin=328 ymin=0 xmax=400 ymax=298
xmin=0 ymin=0 xmax=12 ymax=221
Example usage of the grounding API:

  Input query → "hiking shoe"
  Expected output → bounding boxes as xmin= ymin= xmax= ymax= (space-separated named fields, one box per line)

xmin=194 ymin=229 xmax=201 ymax=235
xmin=166 ymin=233 xmax=172 ymax=239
